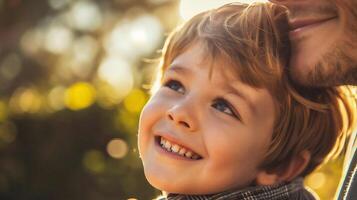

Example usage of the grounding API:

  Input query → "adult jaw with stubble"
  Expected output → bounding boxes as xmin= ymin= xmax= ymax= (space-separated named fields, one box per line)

xmin=272 ymin=0 xmax=357 ymax=87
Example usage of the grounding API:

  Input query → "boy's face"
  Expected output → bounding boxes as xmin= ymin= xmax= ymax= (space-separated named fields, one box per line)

xmin=138 ymin=43 xmax=276 ymax=194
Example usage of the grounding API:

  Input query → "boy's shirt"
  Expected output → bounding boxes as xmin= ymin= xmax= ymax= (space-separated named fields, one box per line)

xmin=336 ymin=130 xmax=357 ymax=200
xmin=338 ymin=148 xmax=356 ymax=200
xmin=160 ymin=178 xmax=316 ymax=200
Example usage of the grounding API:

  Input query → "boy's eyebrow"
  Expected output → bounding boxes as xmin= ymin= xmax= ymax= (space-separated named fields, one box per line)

xmin=166 ymin=64 xmax=192 ymax=76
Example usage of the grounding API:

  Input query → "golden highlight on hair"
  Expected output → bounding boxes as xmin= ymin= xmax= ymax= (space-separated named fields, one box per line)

xmin=152 ymin=2 xmax=357 ymax=177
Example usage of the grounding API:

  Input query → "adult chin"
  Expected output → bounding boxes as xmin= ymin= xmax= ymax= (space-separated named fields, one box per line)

xmin=289 ymin=47 xmax=357 ymax=87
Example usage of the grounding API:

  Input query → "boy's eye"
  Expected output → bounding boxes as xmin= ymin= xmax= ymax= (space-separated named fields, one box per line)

xmin=164 ymin=80 xmax=185 ymax=94
xmin=212 ymin=99 xmax=238 ymax=118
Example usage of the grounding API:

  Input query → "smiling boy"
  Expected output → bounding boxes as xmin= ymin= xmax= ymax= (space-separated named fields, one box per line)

xmin=139 ymin=42 xmax=276 ymax=195
xmin=138 ymin=3 xmax=356 ymax=200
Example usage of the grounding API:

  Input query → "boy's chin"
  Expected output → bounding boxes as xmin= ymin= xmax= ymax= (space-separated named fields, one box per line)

xmin=145 ymin=174 xmax=200 ymax=195
xmin=144 ymin=170 xmax=247 ymax=195
xmin=145 ymin=174 xmax=206 ymax=195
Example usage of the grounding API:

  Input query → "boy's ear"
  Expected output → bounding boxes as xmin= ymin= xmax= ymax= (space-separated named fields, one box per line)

xmin=255 ymin=150 xmax=311 ymax=186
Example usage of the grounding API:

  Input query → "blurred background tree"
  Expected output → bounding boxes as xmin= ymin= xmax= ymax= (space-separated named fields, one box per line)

xmin=0 ymin=0 xmax=345 ymax=199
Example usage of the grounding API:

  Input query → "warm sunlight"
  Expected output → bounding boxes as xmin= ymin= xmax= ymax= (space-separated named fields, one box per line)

xmin=179 ymin=0 xmax=269 ymax=20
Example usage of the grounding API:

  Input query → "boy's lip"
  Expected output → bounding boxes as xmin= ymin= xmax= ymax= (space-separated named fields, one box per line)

xmin=154 ymin=131 xmax=203 ymax=158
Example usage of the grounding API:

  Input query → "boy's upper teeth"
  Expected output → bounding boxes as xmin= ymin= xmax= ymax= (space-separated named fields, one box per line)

xmin=171 ymin=144 xmax=180 ymax=152
xmin=160 ymin=136 xmax=201 ymax=160
xmin=184 ymin=151 xmax=192 ymax=157
xmin=164 ymin=140 xmax=171 ymax=149
xmin=178 ymin=148 xmax=186 ymax=156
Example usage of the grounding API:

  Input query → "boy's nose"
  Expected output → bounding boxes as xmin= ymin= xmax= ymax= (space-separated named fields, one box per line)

xmin=166 ymin=103 xmax=198 ymax=132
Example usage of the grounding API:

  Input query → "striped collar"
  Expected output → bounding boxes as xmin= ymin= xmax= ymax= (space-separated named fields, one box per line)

xmin=160 ymin=178 xmax=315 ymax=200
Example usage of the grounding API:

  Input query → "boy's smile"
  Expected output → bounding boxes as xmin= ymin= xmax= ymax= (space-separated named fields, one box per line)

xmin=155 ymin=135 xmax=203 ymax=160
xmin=138 ymin=43 xmax=276 ymax=195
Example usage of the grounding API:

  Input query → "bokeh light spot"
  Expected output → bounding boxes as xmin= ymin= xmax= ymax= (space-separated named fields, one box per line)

xmin=20 ymin=28 xmax=44 ymax=55
xmin=306 ymin=172 xmax=326 ymax=190
xmin=106 ymin=138 xmax=129 ymax=159
xmin=70 ymin=1 xmax=102 ymax=31
xmin=62 ymin=35 xmax=99 ymax=78
xmin=104 ymin=15 xmax=163 ymax=60
xmin=48 ymin=0 xmax=71 ymax=10
xmin=98 ymin=57 xmax=134 ymax=98
xmin=44 ymin=24 xmax=74 ymax=54
xmin=72 ymin=35 xmax=98 ymax=65
xmin=9 ymin=87 xmax=43 ymax=114
xmin=104 ymin=22 xmax=133 ymax=60
xmin=83 ymin=150 xmax=105 ymax=173
xmin=65 ymin=82 xmax=96 ymax=111
xmin=95 ymin=79 xmax=125 ymax=109
xmin=48 ymin=86 xmax=66 ymax=111
xmin=123 ymin=89 xmax=147 ymax=113
xmin=19 ymin=89 xmax=42 ymax=113
xmin=179 ymin=0 xmax=268 ymax=20
xmin=129 ymin=15 xmax=163 ymax=55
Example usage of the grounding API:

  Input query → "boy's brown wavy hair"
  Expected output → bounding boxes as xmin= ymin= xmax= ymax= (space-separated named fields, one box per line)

xmin=152 ymin=2 xmax=356 ymax=177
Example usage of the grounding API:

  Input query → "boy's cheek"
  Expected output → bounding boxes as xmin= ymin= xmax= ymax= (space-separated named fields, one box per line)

xmin=140 ymin=98 xmax=163 ymax=127
xmin=140 ymin=94 xmax=171 ymax=121
xmin=138 ymin=97 xmax=166 ymax=152
xmin=138 ymin=104 xmax=155 ymax=144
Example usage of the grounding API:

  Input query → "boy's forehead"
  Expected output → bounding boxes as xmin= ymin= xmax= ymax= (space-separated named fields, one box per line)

xmin=168 ymin=42 xmax=239 ymax=82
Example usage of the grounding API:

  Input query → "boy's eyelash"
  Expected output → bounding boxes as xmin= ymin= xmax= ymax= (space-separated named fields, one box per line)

xmin=213 ymin=98 xmax=241 ymax=120
xmin=163 ymin=79 xmax=185 ymax=93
